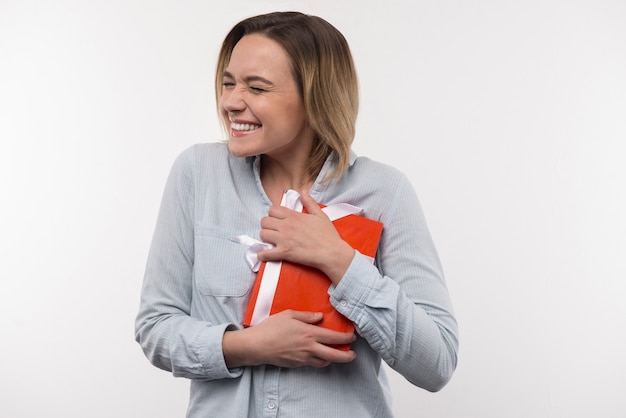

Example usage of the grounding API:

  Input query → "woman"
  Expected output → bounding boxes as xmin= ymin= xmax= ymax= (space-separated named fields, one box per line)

xmin=135 ymin=11 xmax=458 ymax=417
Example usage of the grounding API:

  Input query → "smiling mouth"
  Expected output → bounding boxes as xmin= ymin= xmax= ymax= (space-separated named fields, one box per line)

xmin=231 ymin=122 xmax=261 ymax=132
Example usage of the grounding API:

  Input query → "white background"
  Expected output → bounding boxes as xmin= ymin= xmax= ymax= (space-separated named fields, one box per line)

xmin=1 ymin=1 xmax=625 ymax=417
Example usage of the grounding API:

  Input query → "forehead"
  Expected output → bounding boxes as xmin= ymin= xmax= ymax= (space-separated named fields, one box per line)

xmin=226 ymin=34 xmax=293 ymax=78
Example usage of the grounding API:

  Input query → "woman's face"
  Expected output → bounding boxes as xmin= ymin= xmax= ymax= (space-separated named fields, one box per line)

xmin=220 ymin=34 xmax=314 ymax=160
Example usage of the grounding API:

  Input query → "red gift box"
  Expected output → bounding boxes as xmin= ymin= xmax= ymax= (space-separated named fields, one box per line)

xmin=242 ymin=191 xmax=383 ymax=350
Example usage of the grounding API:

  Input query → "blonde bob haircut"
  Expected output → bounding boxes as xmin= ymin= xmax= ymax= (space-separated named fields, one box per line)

xmin=215 ymin=11 xmax=359 ymax=181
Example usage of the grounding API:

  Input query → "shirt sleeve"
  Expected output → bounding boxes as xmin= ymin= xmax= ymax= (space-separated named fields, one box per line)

xmin=134 ymin=147 xmax=241 ymax=381
xmin=329 ymin=174 xmax=459 ymax=392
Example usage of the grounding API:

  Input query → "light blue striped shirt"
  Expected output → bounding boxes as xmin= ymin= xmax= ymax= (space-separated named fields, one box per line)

xmin=135 ymin=142 xmax=458 ymax=417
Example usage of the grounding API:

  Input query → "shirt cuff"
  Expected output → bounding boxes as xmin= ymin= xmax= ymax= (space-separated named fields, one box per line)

xmin=197 ymin=323 xmax=244 ymax=380
xmin=328 ymin=251 xmax=398 ymax=321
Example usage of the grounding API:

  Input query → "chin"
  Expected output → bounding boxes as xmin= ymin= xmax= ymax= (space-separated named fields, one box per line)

xmin=227 ymin=141 xmax=256 ymax=158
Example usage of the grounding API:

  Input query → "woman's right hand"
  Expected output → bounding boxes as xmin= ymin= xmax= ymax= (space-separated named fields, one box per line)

xmin=222 ymin=310 xmax=357 ymax=368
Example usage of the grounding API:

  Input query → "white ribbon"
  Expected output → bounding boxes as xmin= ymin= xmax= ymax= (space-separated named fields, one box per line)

xmin=230 ymin=234 xmax=273 ymax=273
xmin=231 ymin=190 xmax=368 ymax=326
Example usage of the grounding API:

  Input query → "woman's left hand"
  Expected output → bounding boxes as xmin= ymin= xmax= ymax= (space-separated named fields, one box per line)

xmin=258 ymin=191 xmax=355 ymax=285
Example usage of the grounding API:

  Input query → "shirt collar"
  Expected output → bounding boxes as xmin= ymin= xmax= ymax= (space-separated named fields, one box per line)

xmin=246 ymin=149 xmax=357 ymax=168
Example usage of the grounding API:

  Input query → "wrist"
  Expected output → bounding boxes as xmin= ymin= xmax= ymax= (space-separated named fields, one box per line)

xmin=223 ymin=328 xmax=257 ymax=368
xmin=322 ymin=243 xmax=355 ymax=285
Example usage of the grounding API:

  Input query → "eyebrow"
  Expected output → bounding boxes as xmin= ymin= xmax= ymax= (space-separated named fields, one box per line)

xmin=223 ymin=71 xmax=273 ymax=85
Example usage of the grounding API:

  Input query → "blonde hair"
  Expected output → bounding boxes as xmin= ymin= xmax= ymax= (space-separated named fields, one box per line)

xmin=215 ymin=12 xmax=359 ymax=181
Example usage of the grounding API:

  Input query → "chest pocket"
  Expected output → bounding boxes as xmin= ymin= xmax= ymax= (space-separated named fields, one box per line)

xmin=194 ymin=223 xmax=255 ymax=297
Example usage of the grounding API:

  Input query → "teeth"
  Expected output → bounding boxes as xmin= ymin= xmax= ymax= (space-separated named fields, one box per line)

xmin=231 ymin=122 xmax=260 ymax=131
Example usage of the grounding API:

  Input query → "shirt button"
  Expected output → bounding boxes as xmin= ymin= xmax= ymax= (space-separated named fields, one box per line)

xmin=268 ymin=401 xmax=276 ymax=410
xmin=340 ymin=299 xmax=348 ymax=307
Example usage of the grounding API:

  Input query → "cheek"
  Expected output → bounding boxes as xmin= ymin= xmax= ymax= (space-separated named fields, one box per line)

xmin=284 ymin=98 xmax=307 ymax=118
xmin=218 ymin=95 xmax=227 ymax=113
xmin=218 ymin=101 xmax=230 ymax=122
xmin=284 ymin=106 xmax=308 ymax=130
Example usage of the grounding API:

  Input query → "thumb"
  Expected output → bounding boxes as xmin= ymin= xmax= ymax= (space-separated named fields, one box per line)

xmin=299 ymin=191 xmax=324 ymax=216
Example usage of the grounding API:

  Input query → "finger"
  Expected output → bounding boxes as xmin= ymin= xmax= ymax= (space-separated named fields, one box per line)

xmin=256 ymin=244 xmax=284 ymax=262
xmin=288 ymin=310 xmax=356 ymax=345
xmin=299 ymin=192 xmax=325 ymax=216
xmin=308 ymin=358 xmax=332 ymax=368
xmin=315 ymin=328 xmax=357 ymax=347
xmin=267 ymin=205 xmax=296 ymax=219
xmin=287 ymin=310 xmax=324 ymax=324
xmin=312 ymin=344 xmax=357 ymax=365
xmin=259 ymin=216 xmax=281 ymax=231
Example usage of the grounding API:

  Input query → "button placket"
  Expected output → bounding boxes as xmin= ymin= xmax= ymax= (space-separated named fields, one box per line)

xmin=262 ymin=365 xmax=280 ymax=417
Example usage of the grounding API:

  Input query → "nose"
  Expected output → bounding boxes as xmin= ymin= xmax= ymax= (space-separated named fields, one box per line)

xmin=221 ymin=87 xmax=246 ymax=113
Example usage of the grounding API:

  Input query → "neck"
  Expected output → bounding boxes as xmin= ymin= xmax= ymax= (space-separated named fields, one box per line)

xmin=262 ymin=171 xmax=313 ymax=194
xmin=261 ymin=155 xmax=313 ymax=185
xmin=260 ymin=157 xmax=315 ymax=204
